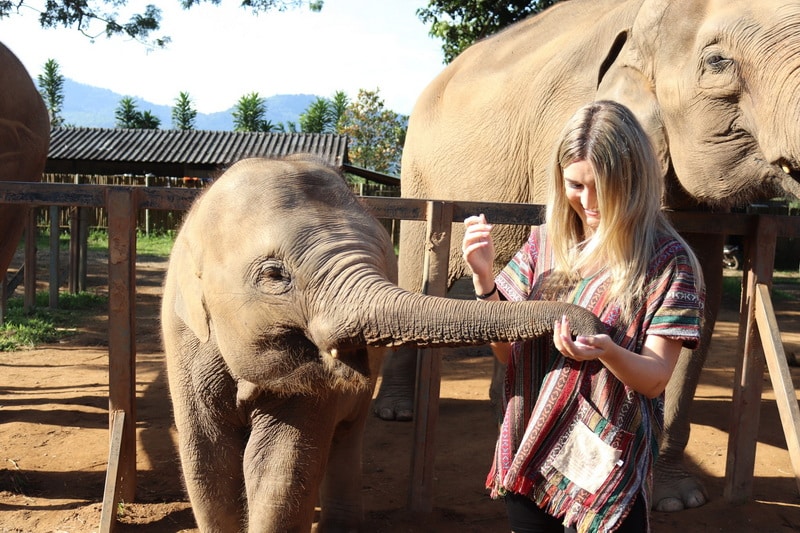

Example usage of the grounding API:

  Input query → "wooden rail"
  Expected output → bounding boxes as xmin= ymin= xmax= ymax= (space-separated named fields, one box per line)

xmin=0 ymin=181 xmax=798 ymax=527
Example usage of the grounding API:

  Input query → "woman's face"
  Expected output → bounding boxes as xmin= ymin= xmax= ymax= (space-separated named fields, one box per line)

xmin=563 ymin=160 xmax=599 ymax=236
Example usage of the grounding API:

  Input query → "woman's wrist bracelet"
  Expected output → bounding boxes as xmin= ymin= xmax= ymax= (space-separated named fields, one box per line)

xmin=476 ymin=283 xmax=498 ymax=300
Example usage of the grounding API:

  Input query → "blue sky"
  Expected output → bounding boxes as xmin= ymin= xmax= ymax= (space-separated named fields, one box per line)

xmin=0 ymin=0 xmax=446 ymax=114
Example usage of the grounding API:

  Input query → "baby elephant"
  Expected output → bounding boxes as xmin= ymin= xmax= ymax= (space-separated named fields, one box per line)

xmin=161 ymin=155 xmax=603 ymax=532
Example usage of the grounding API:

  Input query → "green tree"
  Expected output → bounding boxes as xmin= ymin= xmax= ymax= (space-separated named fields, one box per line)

xmin=114 ymin=96 xmax=160 ymax=129
xmin=338 ymin=89 xmax=406 ymax=175
xmin=417 ymin=0 xmax=559 ymax=63
xmin=1 ymin=1 xmax=324 ymax=48
xmin=299 ymin=91 xmax=349 ymax=133
xmin=329 ymin=90 xmax=349 ymax=131
xmin=232 ymin=92 xmax=273 ymax=132
xmin=115 ymin=97 xmax=141 ymax=128
xmin=172 ymin=91 xmax=197 ymax=130
xmin=37 ymin=58 xmax=65 ymax=127
xmin=299 ymin=97 xmax=333 ymax=133
xmin=138 ymin=110 xmax=162 ymax=129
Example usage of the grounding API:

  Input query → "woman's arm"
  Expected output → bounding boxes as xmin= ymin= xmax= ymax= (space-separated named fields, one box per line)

xmin=462 ymin=214 xmax=511 ymax=364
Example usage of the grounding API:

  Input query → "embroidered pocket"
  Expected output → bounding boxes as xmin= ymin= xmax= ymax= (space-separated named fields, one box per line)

xmin=551 ymin=421 xmax=621 ymax=493
xmin=545 ymin=396 xmax=633 ymax=496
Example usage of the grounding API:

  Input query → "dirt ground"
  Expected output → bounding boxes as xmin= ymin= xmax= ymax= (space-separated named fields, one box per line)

xmin=1 ymin=252 xmax=800 ymax=533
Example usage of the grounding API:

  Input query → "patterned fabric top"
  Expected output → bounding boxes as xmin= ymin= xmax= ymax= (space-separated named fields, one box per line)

xmin=488 ymin=224 xmax=704 ymax=533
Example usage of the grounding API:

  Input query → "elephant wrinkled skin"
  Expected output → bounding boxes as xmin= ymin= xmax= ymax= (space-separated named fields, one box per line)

xmin=374 ymin=0 xmax=800 ymax=513
xmin=0 ymin=42 xmax=50 ymax=285
xmin=160 ymin=156 xmax=604 ymax=532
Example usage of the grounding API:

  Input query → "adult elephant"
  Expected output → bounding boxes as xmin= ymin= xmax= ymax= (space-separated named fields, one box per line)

xmin=0 ymin=42 xmax=50 ymax=285
xmin=161 ymin=156 xmax=603 ymax=532
xmin=373 ymin=0 xmax=800 ymax=513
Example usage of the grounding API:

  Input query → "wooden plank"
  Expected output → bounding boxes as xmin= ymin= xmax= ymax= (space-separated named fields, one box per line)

xmin=408 ymin=200 xmax=452 ymax=513
xmin=106 ymin=187 xmax=138 ymax=503
xmin=754 ymin=283 xmax=800 ymax=495
xmin=667 ymin=211 xmax=757 ymax=236
xmin=724 ymin=216 xmax=777 ymax=502
xmin=99 ymin=410 xmax=126 ymax=533
xmin=0 ymin=181 xmax=106 ymax=207
xmin=360 ymin=196 xmax=428 ymax=222
xmin=137 ymin=186 xmax=200 ymax=211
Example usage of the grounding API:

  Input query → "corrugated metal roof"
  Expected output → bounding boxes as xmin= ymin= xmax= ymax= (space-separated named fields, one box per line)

xmin=46 ymin=128 xmax=350 ymax=176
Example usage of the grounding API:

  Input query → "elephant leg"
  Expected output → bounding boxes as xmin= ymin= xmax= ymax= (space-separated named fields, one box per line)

xmin=0 ymin=205 xmax=29 ymax=279
xmin=168 ymin=352 xmax=248 ymax=531
xmin=373 ymin=345 xmax=417 ymax=421
xmin=244 ymin=397 xmax=337 ymax=532
xmin=174 ymin=406 xmax=248 ymax=530
xmin=318 ymin=394 xmax=372 ymax=531
xmin=374 ymin=218 xmax=426 ymax=421
xmin=653 ymin=233 xmax=723 ymax=512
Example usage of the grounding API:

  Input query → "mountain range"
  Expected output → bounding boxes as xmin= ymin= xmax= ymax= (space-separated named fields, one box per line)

xmin=59 ymin=78 xmax=319 ymax=130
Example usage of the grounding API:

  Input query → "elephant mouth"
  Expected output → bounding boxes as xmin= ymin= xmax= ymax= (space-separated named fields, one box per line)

xmin=244 ymin=331 xmax=373 ymax=395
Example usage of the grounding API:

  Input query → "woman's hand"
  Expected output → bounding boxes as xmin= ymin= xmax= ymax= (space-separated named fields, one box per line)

xmin=553 ymin=314 xmax=611 ymax=361
xmin=462 ymin=214 xmax=496 ymax=287
xmin=554 ymin=315 xmax=682 ymax=398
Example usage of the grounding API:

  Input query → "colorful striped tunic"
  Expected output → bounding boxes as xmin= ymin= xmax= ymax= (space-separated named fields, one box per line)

xmin=488 ymin=224 xmax=704 ymax=532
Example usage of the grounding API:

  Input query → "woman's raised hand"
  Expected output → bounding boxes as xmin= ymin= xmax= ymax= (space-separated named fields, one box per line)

xmin=462 ymin=214 xmax=496 ymax=291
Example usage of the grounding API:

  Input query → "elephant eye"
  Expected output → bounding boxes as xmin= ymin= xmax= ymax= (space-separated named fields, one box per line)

xmin=252 ymin=259 xmax=292 ymax=294
xmin=704 ymin=53 xmax=733 ymax=73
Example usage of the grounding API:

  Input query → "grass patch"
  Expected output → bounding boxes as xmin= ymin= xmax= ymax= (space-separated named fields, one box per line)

xmin=133 ymin=231 xmax=175 ymax=256
xmin=0 ymin=291 xmax=108 ymax=351
xmin=721 ymin=270 xmax=800 ymax=305
xmin=30 ymin=228 xmax=175 ymax=257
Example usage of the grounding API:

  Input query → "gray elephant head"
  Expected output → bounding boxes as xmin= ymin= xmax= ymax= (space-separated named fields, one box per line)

xmin=163 ymin=155 xmax=603 ymax=397
xmin=597 ymin=0 xmax=800 ymax=208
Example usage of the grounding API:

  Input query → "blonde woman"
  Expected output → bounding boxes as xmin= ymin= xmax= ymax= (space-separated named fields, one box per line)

xmin=463 ymin=101 xmax=705 ymax=533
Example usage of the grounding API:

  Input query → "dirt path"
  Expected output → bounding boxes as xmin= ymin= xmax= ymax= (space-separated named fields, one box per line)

xmin=1 ymin=261 xmax=799 ymax=532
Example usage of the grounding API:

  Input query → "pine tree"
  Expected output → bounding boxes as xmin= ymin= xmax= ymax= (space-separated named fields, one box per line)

xmin=115 ymin=97 xmax=141 ymax=128
xmin=171 ymin=91 xmax=197 ymax=130
xmin=232 ymin=92 xmax=272 ymax=132
xmin=299 ymin=97 xmax=333 ymax=133
xmin=115 ymin=97 xmax=160 ymax=129
xmin=37 ymin=58 xmax=65 ymax=127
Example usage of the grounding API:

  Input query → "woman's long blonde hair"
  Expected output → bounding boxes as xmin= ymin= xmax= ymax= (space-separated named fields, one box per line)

xmin=545 ymin=100 xmax=703 ymax=320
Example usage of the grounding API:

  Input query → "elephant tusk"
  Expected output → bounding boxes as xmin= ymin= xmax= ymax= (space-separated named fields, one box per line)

xmin=782 ymin=163 xmax=791 ymax=175
xmin=330 ymin=348 xmax=339 ymax=359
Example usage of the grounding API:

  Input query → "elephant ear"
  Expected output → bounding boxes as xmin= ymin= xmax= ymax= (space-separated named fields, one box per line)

xmin=595 ymin=29 xmax=670 ymax=177
xmin=171 ymin=238 xmax=210 ymax=343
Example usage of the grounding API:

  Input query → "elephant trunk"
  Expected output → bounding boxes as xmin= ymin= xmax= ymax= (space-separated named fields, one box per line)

xmin=323 ymin=276 xmax=605 ymax=351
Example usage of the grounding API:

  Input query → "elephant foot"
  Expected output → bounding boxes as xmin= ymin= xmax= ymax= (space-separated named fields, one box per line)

xmin=373 ymin=347 xmax=417 ymax=421
xmin=652 ymin=462 xmax=708 ymax=512
xmin=372 ymin=384 xmax=414 ymax=421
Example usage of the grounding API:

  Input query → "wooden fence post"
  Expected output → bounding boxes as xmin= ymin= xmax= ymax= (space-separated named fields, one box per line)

xmin=408 ymin=200 xmax=453 ymax=513
xmin=24 ymin=209 xmax=37 ymax=312
xmin=105 ymin=187 xmax=139 ymax=505
xmin=724 ymin=216 xmax=778 ymax=502
xmin=48 ymin=205 xmax=59 ymax=309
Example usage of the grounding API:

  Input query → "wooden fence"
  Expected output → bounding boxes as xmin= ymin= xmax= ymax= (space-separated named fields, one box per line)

xmin=41 ymin=173 xmax=400 ymax=235
xmin=0 ymin=181 xmax=798 ymax=531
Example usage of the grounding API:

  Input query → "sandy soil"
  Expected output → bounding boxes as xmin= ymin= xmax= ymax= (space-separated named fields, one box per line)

xmin=1 ymin=254 xmax=799 ymax=533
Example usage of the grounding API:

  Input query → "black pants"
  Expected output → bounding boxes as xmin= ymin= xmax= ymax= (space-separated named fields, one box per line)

xmin=505 ymin=492 xmax=647 ymax=533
